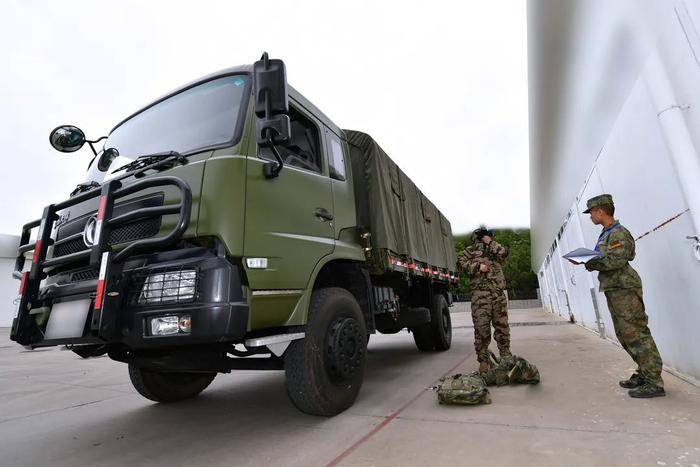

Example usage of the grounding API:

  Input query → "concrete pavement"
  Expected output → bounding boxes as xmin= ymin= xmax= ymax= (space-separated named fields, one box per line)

xmin=1 ymin=305 xmax=699 ymax=467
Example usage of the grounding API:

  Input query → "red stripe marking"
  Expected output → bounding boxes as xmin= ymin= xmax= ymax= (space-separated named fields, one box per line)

xmin=325 ymin=351 xmax=474 ymax=467
xmin=94 ymin=252 xmax=109 ymax=310
xmin=94 ymin=279 xmax=105 ymax=309
xmin=97 ymin=196 xmax=107 ymax=220
xmin=18 ymin=272 xmax=28 ymax=295
xmin=32 ymin=240 xmax=42 ymax=263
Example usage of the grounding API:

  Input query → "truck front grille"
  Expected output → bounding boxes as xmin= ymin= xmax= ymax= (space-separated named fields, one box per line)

xmin=53 ymin=237 xmax=88 ymax=257
xmin=52 ymin=194 xmax=164 ymax=259
xmin=53 ymin=217 xmax=162 ymax=258
xmin=70 ymin=268 xmax=99 ymax=282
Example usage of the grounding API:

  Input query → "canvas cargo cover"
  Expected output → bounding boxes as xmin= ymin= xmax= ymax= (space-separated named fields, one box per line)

xmin=344 ymin=130 xmax=458 ymax=270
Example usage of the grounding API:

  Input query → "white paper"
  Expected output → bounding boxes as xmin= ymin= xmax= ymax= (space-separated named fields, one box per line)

xmin=562 ymin=248 xmax=601 ymax=265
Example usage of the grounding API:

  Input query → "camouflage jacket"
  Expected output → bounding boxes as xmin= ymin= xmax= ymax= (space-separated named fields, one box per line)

xmin=586 ymin=220 xmax=642 ymax=291
xmin=458 ymin=240 xmax=509 ymax=290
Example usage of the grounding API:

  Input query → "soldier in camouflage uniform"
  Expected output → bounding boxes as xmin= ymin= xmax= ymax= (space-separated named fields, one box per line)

xmin=582 ymin=194 xmax=665 ymax=398
xmin=458 ymin=227 xmax=511 ymax=373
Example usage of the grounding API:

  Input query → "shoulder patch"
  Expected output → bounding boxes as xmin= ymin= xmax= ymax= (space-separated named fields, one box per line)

xmin=609 ymin=240 xmax=623 ymax=249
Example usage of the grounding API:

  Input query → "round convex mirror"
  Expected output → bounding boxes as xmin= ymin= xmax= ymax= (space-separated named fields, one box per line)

xmin=49 ymin=125 xmax=86 ymax=153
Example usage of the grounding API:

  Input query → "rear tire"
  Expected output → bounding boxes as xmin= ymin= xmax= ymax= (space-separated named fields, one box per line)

xmin=412 ymin=294 xmax=452 ymax=351
xmin=128 ymin=364 xmax=216 ymax=403
xmin=431 ymin=294 xmax=452 ymax=351
xmin=284 ymin=287 xmax=367 ymax=416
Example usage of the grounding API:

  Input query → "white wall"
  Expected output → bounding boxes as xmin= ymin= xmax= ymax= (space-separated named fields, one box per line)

xmin=0 ymin=235 xmax=20 ymax=327
xmin=530 ymin=0 xmax=700 ymax=379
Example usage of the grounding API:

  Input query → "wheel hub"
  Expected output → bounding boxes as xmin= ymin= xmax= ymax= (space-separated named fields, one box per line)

xmin=326 ymin=317 xmax=364 ymax=381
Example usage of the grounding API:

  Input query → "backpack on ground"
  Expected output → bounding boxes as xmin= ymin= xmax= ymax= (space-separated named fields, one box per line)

xmin=509 ymin=356 xmax=540 ymax=384
xmin=486 ymin=351 xmax=540 ymax=385
xmin=434 ymin=373 xmax=491 ymax=405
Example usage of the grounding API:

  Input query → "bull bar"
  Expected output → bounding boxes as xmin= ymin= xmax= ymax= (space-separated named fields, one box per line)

xmin=10 ymin=176 xmax=192 ymax=346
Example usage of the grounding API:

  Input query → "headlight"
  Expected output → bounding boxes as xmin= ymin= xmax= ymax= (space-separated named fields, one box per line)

xmin=139 ymin=269 xmax=197 ymax=305
xmin=150 ymin=314 xmax=192 ymax=336
xmin=150 ymin=315 xmax=179 ymax=335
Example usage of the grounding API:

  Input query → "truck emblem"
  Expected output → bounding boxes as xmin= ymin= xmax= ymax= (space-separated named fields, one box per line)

xmin=55 ymin=211 xmax=70 ymax=227
xmin=83 ymin=216 xmax=99 ymax=247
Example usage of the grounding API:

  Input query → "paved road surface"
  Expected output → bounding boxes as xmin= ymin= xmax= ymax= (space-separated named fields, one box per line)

xmin=1 ymin=305 xmax=699 ymax=467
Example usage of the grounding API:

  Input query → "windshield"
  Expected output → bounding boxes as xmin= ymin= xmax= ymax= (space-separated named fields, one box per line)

xmin=87 ymin=74 xmax=250 ymax=179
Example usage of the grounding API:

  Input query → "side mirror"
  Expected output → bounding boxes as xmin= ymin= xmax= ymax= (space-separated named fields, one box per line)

xmin=253 ymin=52 xmax=291 ymax=147
xmin=49 ymin=125 xmax=86 ymax=153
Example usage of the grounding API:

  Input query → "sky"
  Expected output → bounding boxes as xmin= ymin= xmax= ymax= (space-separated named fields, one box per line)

xmin=0 ymin=0 xmax=529 ymax=236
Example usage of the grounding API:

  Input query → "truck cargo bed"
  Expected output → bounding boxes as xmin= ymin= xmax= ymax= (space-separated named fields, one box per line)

xmin=344 ymin=130 xmax=458 ymax=273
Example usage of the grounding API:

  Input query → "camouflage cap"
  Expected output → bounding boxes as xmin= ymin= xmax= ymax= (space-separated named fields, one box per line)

xmin=583 ymin=194 xmax=614 ymax=213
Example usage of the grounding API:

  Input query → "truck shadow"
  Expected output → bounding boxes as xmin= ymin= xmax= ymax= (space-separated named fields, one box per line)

xmin=23 ymin=337 xmax=473 ymax=465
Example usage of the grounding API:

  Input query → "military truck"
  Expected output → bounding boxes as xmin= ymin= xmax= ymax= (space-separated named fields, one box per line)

xmin=10 ymin=54 xmax=458 ymax=416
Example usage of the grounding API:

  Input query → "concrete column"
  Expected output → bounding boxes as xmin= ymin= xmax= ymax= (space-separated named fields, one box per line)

xmin=644 ymin=48 xmax=700 ymax=259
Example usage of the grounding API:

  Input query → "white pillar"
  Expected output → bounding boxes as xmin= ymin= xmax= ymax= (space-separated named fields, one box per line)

xmin=644 ymin=49 xmax=700 ymax=251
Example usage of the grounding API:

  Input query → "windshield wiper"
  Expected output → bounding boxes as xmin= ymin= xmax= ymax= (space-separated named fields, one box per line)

xmin=111 ymin=151 xmax=186 ymax=175
xmin=70 ymin=181 xmax=101 ymax=197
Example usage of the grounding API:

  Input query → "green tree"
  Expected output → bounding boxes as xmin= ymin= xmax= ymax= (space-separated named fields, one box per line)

xmin=454 ymin=229 xmax=539 ymax=300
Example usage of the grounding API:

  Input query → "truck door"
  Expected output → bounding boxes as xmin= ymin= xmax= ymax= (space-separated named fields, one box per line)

xmin=244 ymin=103 xmax=335 ymax=296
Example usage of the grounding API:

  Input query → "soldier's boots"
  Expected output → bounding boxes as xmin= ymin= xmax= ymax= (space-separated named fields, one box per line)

xmin=619 ymin=373 xmax=643 ymax=389
xmin=479 ymin=361 xmax=490 ymax=373
xmin=628 ymin=383 xmax=665 ymax=398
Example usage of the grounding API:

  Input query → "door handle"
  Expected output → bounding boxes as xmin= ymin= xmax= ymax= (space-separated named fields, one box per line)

xmin=314 ymin=208 xmax=334 ymax=222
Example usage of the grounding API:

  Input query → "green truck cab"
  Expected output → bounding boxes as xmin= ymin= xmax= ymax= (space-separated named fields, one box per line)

xmin=10 ymin=55 xmax=458 ymax=416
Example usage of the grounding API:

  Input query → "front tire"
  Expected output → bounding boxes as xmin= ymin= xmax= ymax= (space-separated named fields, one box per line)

xmin=128 ymin=364 xmax=216 ymax=403
xmin=284 ymin=287 xmax=367 ymax=416
xmin=412 ymin=324 xmax=436 ymax=350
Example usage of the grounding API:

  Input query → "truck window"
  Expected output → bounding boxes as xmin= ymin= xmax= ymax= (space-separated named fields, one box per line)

xmin=326 ymin=131 xmax=346 ymax=181
xmin=260 ymin=106 xmax=322 ymax=173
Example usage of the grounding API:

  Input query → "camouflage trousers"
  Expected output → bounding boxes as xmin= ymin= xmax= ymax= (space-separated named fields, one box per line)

xmin=605 ymin=288 xmax=664 ymax=388
xmin=471 ymin=289 xmax=511 ymax=363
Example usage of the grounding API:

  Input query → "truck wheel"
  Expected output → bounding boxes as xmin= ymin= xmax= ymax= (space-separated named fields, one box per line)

xmin=128 ymin=364 xmax=216 ymax=403
xmin=431 ymin=294 xmax=452 ymax=351
xmin=284 ymin=287 xmax=367 ymax=416
xmin=412 ymin=324 xmax=436 ymax=351
xmin=412 ymin=294 xmax=452 ymax=351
